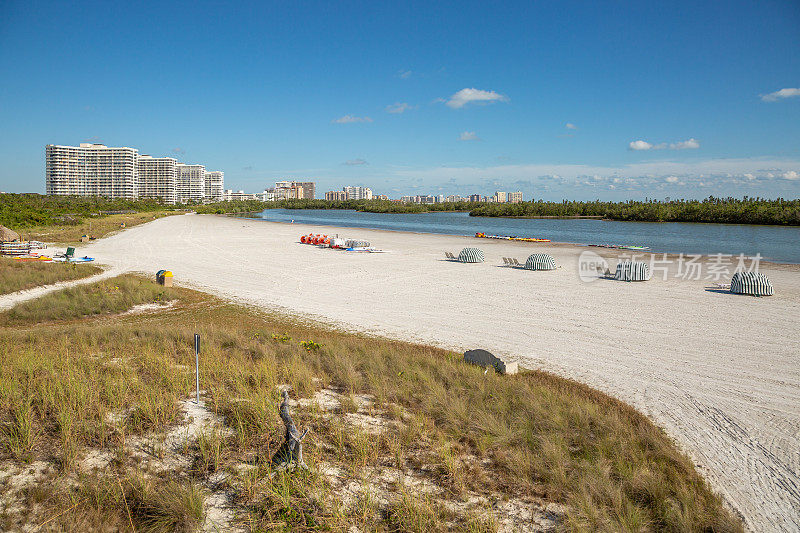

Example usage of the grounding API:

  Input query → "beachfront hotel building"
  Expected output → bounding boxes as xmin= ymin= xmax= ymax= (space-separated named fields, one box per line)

xmin=205 ymin=171 xmax=224 ymax=202
xmin=175 ymin=164 xmax=206 ymax=203
xmin=138 ymin=155 xmax=177 ymax=204
xmin=46 ymin=143 xmax=138 ymax=199
xmin=508 ymin=191 xmax=523 ymax=203
xmin=45 ymin=142 xmax=224 ymax=204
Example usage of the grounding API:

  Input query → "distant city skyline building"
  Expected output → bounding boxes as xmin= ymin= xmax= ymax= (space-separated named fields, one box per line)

xmin=494 ymin=191 xmax=507 ymax=203
xmin=343 ymin=186 xmax=372 ymax=200
xmin=46 ymin=143 xmax=138 ymax=199
xmin=325 ymin=190 xmax=348 ymax=201
xmin=508 ymin=191 xmax=523 ymax=203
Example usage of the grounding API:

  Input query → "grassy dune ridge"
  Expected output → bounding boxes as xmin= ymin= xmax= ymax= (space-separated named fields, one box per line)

xmin=22 ymin=211 xmax=180 ymax=244
xmin=0 ymin=257 xmax=101 ymax=295
xmin=0 ymin=274 xmax=174 ymax=325
xmin=0 ymin=275 xmax=741 ymax=531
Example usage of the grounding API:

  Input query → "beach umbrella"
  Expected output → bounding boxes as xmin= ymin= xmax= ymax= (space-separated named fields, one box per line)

xmin=458 ymin=247 xmax=485 ymax=263
xmin=614 ymin=261 xmax=650 ymax=281
xmin=524 ymin=253 xmax=556 ymax=270
xmin=730 ymin=271 xmax=774 ymax=296
xmin=0 ymin=225 xmax=20 ymax=242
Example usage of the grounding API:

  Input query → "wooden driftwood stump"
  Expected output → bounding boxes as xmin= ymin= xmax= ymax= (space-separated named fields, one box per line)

xmin=270 ymin=390 xmax=309 ymax=469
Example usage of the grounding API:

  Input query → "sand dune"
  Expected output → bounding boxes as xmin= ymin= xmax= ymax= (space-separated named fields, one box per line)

xmin=83 ymin=213 xmax=799 ymax=531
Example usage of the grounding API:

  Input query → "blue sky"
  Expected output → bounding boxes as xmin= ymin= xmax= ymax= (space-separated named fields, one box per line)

xmin=0 ymin=0 xmax=798 ymax=200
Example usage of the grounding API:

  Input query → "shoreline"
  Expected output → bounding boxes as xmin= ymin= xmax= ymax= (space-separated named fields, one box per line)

xmin=236 ymin=214 xmax=800 ymax=269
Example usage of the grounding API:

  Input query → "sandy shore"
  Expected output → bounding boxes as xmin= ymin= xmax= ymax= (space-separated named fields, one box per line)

xmin=80 ymin=213 xmax=799 ymax=531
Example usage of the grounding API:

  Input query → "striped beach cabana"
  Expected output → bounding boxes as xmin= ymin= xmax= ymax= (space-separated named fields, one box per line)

xmin=730 ymin=271 xmax=773 ymax=296
xmin=458 ymin=247 xmax=485 ymax=263
xmin=614 ymin=260 xmax=650 ymax=281
xmin=524 ymin=253 xmax=556 ymax=271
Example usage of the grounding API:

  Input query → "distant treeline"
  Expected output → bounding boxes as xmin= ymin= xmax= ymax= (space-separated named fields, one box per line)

xmin=206 ymin=196 xmax=800 ymax=225
xmin=6 ymin=194 xmax=797 ymax=228
xmin=469 ymin=197 xmax=800 ymax=225
xmin=198 ymin=198 xmax=482 ymax=214
xmin=0 ymin=193 xmax=178 ymax=228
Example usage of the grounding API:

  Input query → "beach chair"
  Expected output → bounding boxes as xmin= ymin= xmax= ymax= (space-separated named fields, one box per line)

xmin=502 ymin=257 xmax=510 ymax=265
xmin=445 ymin=252 xmax=455 ymax=260
xmin=65 ymin=247 xmax=75 ymax=259
xmin=512 ymin=258 xmax=521 ymax=267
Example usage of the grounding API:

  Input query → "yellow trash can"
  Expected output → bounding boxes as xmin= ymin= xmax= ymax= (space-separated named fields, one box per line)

xmin=156 ymin=270 xmax=173 ymax=287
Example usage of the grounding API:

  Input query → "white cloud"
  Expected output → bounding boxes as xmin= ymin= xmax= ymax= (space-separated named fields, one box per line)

xmin=782 ymin=170 xmax=799 ymax=180
xmin=398 ymin=70 xmax=412 ymax=79
xmin=343 ymin=158 xmax=368 ymax=166
xmin=171 ymin=147 xmax=186 ymax=155
xmin=459 ymin=131 xmax=480 ymax=141
xmin=389 ymin=158 xmax=800 ymax=193
xmin=671 ymin=138 xmax=700 ymax=150
xmin=629 ymin=140 xmax=653 ymax=151
xmin=629 ymin=138 xmax=700 ymax=151
xmin=761 ymin=88 xmax=800 ymax=102
xmin=386 ymin=102 xmax=414 ymax=114
xmin=445 ymin=88 xmax=508 ymax=109
xmin=565 ymin=123 xmax=578 ymax=130
xmin=332 ymin=115 xmax=373 ymax=124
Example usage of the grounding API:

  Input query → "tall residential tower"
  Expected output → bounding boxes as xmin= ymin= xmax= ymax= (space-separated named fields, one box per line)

xmin=46 ymin=143 xmax=138 ymax=199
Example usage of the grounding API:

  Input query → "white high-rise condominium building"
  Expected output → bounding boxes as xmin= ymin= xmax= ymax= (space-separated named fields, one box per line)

xmin=205 ymin=171 xmax=224 ymax=202
xmin=508 ymin=191 xmax=523 ymax=203
xmin=494 ymin=191 xmax=507 ymax=203
xmin=46 ymin=143 xmax=138 ymax=199
xmin=138 ymin=155 xmax=177 ymax=204
xmin=176 ymin=164 xmax=206 ymax=203
xmin=343 ymin=186 xmax=372 ymax=200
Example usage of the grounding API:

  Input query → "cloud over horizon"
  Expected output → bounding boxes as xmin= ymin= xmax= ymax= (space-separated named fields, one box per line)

xmin=459 ymin=131 xmax=480 ymax=141
xmin=565 ymin=123 xmax=578 ymax=130
xmin=386 ymin=102 xmax=414 ymax=114
xmin=389 ymin=157 xmax=800 ymax=195
xmin=761 ymin=88 xmax=800 ymax=102
xmin=445 ymin=88 xmax=508 ymax=109
xmin=333 ymin=115 xmax=373 ymax=124
xmin=629 ymin=138 xmax=700 ymax=151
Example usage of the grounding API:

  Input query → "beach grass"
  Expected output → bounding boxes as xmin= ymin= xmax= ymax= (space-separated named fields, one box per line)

xmin=0 ymin=273 xmax=176 ymax=325
xmin=0 ymin=256 xmax=101 ymax=295
xmin=20 ymin=211 xmax=180 ymax=244
xmin=0 ymin=274 xmax=743 ymax=532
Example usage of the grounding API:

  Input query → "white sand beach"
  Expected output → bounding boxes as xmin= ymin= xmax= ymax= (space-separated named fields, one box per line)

xmin=82 ymin=213 xmax=799 ymax=531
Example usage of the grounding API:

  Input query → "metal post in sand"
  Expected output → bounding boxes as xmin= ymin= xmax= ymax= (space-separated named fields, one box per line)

xmin=194 ymin=334 xmax=200 ymax=404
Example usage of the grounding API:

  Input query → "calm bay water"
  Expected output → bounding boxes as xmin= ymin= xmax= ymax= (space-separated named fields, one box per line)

xmin=244 ymin=209 xmax=800 ymax=264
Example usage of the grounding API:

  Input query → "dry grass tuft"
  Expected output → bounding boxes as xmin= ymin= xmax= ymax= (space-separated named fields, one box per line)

xmin=0 ymin=256 xmax=100 ymax=295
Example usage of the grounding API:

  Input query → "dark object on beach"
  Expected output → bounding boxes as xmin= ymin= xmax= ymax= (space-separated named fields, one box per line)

xmin=270 ymin=390 xmax=309 ymax=469
xmin=464 ymin=349 xmax=518 ymax=374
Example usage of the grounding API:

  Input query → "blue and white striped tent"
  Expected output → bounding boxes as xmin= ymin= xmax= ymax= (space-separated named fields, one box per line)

xmin=524 ymin=253 xmax=556 ymax=270
xmin=458 ymin=247 xmax=485 ymax=263
xmin=614 ymin=261 xmax=650 ymax=281
xmin=730 ymin=271 xmax=773 ymax=296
